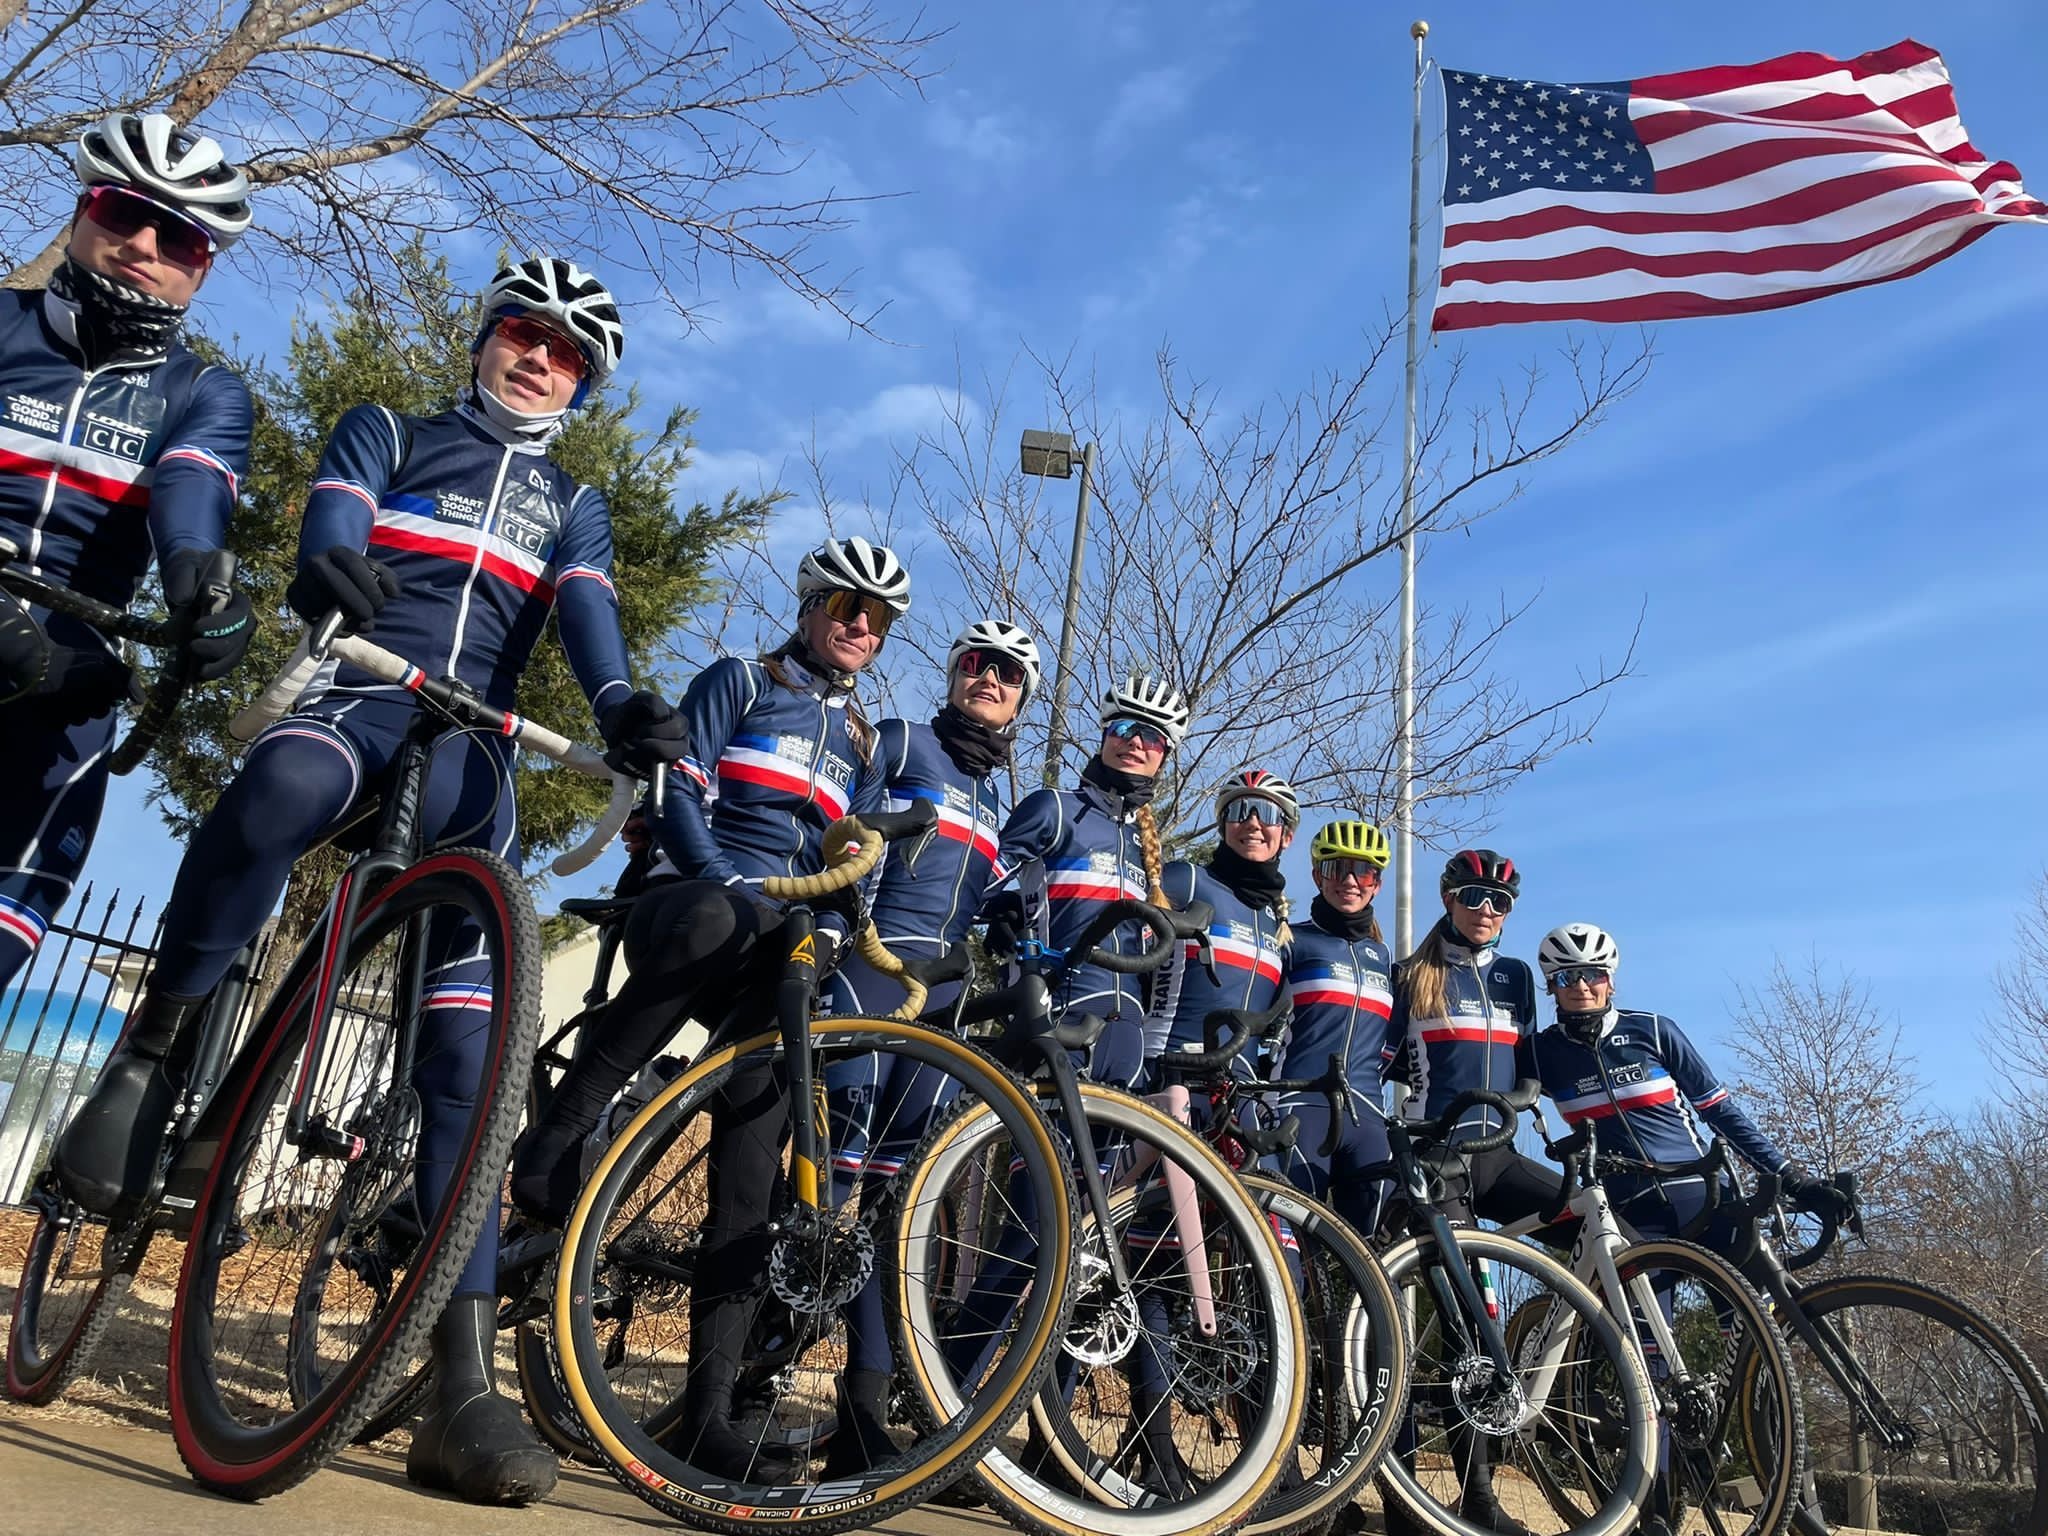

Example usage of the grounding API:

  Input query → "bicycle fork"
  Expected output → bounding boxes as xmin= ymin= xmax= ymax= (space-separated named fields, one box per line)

xmin=779 ymin=907 xmax=830 ymax=1212
xmin=1134 ymin=1083 xmax=1219 ymax=1338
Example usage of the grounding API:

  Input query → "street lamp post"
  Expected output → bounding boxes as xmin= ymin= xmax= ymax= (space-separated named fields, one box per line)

xmin=1019 ymin=429 xmax=1096 ymax=785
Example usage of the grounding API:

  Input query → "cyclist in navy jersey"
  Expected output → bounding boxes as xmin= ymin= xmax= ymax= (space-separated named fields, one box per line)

xmin=819 ymin=617 xmax=1040 ymax=1476
xmin=1271 ymin=819 xmax=1396 ymax=1240
xmin=1529 ymin=923 xmax=1849 ymax=1536
xmin=509 ymin=535 xmax=904 ymax=1482
xmin=1382 ymin=848 xmax=1553 ymax=1535
xmin=983 ymin=671 xmax=1188 ymax=1089
xmin=0 ymin=112 xmax=258 ymax=990
xmin=54 ymin=255 xmax=679 ymax=1507
xmin=1143 ymin=769 xmax=1296 ymax=1075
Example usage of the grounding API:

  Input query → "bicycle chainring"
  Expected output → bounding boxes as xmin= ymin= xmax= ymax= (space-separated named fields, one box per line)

xmin=1170 ymin=1310 xmax=1262 ymax=1405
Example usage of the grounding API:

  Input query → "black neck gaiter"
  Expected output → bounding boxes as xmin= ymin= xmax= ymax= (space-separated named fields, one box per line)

xmin=1311 ymin=893 xmax=1380 ymax=942
xmin=931 ymin=704 xmax=1011 ymax=778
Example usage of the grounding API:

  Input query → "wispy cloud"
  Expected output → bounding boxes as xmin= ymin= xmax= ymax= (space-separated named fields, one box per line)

xmin=1096 ymin=65 xmax=1198 ymax=154
xmin=926 ymin=95 xmax=1035 ymax=165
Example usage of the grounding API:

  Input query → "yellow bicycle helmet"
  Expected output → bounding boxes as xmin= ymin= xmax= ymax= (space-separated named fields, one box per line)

xmin=1309 ymin=819 xmax=1390 ymax=869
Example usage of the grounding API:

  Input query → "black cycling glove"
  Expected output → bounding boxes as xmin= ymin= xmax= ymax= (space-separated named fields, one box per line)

xmin=0 ymin=591 xmax=50 ymax=704
xmin=600 ymin=689 xmax=689 ymax=778
xmin=287 ymin=545 xmax=400 ymax=633
xmin=161 ymin=548 xmax=256 ymax=682
xmin=1782 ymin=1168 xmax=1850 ymax=1222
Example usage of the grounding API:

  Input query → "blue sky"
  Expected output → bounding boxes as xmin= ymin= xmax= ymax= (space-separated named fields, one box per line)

xmin=52 ymin=0 xmax=2048 ymax=1112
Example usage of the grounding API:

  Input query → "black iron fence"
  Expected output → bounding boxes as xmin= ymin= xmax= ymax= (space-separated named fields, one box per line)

xmin=0 ymin=886 xmax=279 ymax=1205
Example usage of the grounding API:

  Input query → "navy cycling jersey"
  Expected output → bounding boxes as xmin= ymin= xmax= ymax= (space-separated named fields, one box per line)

xmin=866 ymin=718 xmax=1005 ymax=944
xmin=1278 ymin=914 xmax=1393 ymax=1097
xmin=0 ymin=286 xmax=248 ymax=608
xmin=1145 ymin=860 xmax=1288 ymax=1061
xmin=987 ymin=781 xmax=1157 ymax=1019
xmin=653 ymin=654 xmax=884 ymax=938
xmin=297 ymin=402 xmax=629 ymax=715
xmin=1531 ymin=1008 xmax=1789 ymax=1177
xmin=1384 ymin=931 xmax=1538 ymax=1140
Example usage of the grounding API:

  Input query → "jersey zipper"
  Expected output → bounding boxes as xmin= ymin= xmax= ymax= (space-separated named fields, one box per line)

xmin=444 ymin=444 xmax=513 ymax=683
xmin=29 ymin=369 xmax=97 ymax=571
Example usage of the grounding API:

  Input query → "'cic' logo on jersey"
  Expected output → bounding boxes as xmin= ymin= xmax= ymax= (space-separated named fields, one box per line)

xmin=81 ymin=413 xmax=147 ymax=464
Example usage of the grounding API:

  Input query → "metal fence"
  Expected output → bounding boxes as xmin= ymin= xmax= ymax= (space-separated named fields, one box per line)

xmin=0 ymin=886 xmax=278 ymax=1206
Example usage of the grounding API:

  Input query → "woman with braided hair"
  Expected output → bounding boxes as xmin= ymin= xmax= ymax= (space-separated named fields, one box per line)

xmin=981 ymin=672 xmax=1186 ymax=1088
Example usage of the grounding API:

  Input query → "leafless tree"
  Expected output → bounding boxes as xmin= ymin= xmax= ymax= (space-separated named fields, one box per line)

xmin=0 ymin=0 xmax=934 ymax=323
xmin=1993 ymin=870 xmax=2048 ymax=1095
xmin=723 ymin=329 xmax=1648 ymax=845
xmin=1726 ymin=954 xmax=1927 ymax=1228
xmin=1907 ymin=1101 xmax=2048 ymax=1368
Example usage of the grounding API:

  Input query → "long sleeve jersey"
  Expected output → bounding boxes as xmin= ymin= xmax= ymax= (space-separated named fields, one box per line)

xmin=653 ymin=654 xmax=884 ymax=943
xmin=985 ymin=781 xmax=1157 ymax=1020
xmin=1145 ymin=859 xmax=1289 ymax=1063
xmin=863 ymin=718 xmax=1006 ymax=946
xmin=1530 ymin=1008 xmax=1790 ymax=1187
xmin=1277 ymin=914 xmax=1393 ymax=1105
xmin=0 ymin=287 xmax=248 ymax=613
xmin=1383 ymin=932 xmax=1539 ymax=1141
xmin=296 ymin=401 xmax=630 ymax=718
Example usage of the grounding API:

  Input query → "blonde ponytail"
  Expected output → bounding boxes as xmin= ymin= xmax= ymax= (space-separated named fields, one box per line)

xmin=1135 ymin=804 xmax=1168 ymax=908
xmin=1272 ymin=893 xmax=1294 ymax=950
xmin=1403 ymin=920 xmax=1451 ymax=1023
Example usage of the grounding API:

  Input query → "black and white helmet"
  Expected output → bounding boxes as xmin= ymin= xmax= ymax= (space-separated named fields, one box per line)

xmin=948 ymin=619 xmax=1041 ymax=704
xmin=75 ymin=112 xmax=252 ymax=247
xmin=1216 ymin=769 xmax=1300 ymax=828
xmin=1099 ymin=672 xmax=1191 ymax=750
xmin=796 ymin=536 xmax=912 ymax=614
xmin=482 ymin=256 xmax=625 ymax=384
xmin=1538 ymin=922 xmax=1621 ymax=982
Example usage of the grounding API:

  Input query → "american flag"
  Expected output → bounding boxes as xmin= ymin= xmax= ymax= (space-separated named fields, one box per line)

xmin=1433 ymin=40 xmax=2046 ymax=331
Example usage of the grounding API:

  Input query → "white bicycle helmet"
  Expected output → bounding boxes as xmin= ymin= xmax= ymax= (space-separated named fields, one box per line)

xmin=948 ymin=619 xmax=1041 ymax=704
xmin=74 ymin=112 xmax=252 ymax=247
xmin=482 ymin=256 xmax=625 ymax=384
xmin=1538 ymin=922 xmax=1621 ymax=982
xmin=796 ymin=536 xmax=912 ymax=615
xmin=1215 ymin=768 xmax=1300 ymax=828
xmin=1099 ymin=672 xmax=1191 ymax=750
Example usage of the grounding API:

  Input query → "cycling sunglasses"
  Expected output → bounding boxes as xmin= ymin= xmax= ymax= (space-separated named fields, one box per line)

xmin=1224 ymin=798 xmax=1289 ymax=827
xmin=80 ymin=184 xmax=214 ymax=268
xmin=1103 ymin=717 xmax=1169 ymax=751
xmin=1550 ymin=966 xmax=1611 ymax=990
xmin=820 ymin=587 xmax=899 ymax=635
xmin=493 ymin=313 xmax=589 ymax=380
xmin=1317 ymin=857 xmax=1383 ymax=884
xmin=955 ymin=648 xmax=1027 ymax=687
xmin=1451 ymin=884 xmax=1514 ymax=915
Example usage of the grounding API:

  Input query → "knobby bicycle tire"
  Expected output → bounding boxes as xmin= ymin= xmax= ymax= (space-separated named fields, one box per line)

xmin=166 ymin=849 xmax=542 ymax=1500
xmin=553 ymin=1017 xmax=1074 ymax=1535
xmin=1376 ymin=1226 xmax=1658 ymax=1536
xmin=1767 ymin=1270 xmax=2048 ymax=1536
xmin=4 ymin=1191 xmax=147 ymax=1404
xmin=970 ymin=1083 xmax=1308 ymax=1536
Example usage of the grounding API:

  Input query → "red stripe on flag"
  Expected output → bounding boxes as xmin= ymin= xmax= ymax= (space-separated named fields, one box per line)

xmin=369 ymin=525 xmax=555 ymax=601
xmin=1631 ymin=39 xmax=1940 ymax=102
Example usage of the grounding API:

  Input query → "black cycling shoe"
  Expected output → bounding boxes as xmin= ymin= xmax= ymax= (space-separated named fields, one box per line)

xmin=821 ymin=1369 xmax=898 ymax=1480
xmin=1458 ymin=1483 xmax=1534 ymax=1535
xmin=405 ymin=1294 xmax=559 ymax=1506
xmin=663 ymin=1407 xmax=800 ymax=1484
xmin=507 ymin=1121 xmax=587 ymax=1226
xmin=49 ymin=992 xmax=202 ymax=1216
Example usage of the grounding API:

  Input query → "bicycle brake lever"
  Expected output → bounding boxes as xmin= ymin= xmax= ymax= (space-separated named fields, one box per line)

xmin=898 ymin=824 xmax=938 ymax=876
xmin=1196 ymin=927 xmax=1219 ymax=985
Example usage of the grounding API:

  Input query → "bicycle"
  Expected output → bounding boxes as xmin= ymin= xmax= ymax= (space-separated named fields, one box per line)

xmin=1725 ymin=1160 xmax=2048 ymax=1536
xmin=912 ymin=898 xmax=1308 ymax=1536
xmin=548 ymin=800 xmax=1086 ymax=1532
xmin=1283 ymin=1063 xmax=1659 ymax=1536
xmin=1493 ymin=1129 xmax=1807 ymax=1536
xmin=5 ymin=615 xmax=635 ymax=1500
xmin=1030 ymin=1002 xmax=1412 ymax=1536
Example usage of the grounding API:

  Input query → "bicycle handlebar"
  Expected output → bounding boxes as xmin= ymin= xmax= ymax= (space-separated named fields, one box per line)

xmin=1153 ymin=998 xmax=1292 ymax=1076
xmin=231 ymin=620 xmax=631 ymax=876
xmin=1060 ymin=895 xmax=1193 ymax=976
xmin=1414 ymin=1078 xmax=1543 ymax=1156
xmin=0 ymin=537 xmax=228 ymax=776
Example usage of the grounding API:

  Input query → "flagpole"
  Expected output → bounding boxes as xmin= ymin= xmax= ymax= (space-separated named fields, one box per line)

xmin=1395 ymin=18 xmax=1428 ymax=965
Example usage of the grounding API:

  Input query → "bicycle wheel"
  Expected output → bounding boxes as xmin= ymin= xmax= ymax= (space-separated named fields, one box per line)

xmin=1377 ymin=1227 xmax=1657 ymax=1536
xmin=166 ymin=849 xmax=542 ymax=1499
xmin=1772 ymin=1272 xmax=2047 ymax=1536
xmin=553 ymin=1017 xmax=1074 ymax=1534
xmin=4 ymin=1177 xmax=146 ymax=1403
xmin=1509 ymin=1239 xmax=1805 ymax=1536
xmin=1230 ymin=1173 xmax=1409 ymax=1536
xmin=969 ymin=1083 xmax=1307 ymax=1536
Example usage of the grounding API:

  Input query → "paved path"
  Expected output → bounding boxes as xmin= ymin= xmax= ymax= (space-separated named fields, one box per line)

xmin=0 ymin=1406 xmax=1015 ymax=1536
